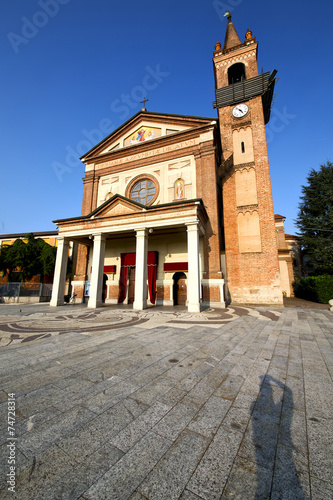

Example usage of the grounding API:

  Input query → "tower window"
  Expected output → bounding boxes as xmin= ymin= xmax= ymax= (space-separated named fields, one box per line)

xmin=241 ymin=142 xmax=245 ymax=153
xmin=228 ymin=63 xmax=246 ymax=85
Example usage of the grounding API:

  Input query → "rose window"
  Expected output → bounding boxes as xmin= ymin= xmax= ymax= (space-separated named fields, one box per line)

xmin=130 ymin=179 xmax=156 ymax=205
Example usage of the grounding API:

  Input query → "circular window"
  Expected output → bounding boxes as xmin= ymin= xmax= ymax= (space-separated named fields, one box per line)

xmin=127 ymin=176 xmax=158 ymax=205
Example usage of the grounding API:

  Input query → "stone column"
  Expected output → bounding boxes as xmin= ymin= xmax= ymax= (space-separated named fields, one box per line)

xmin=88 ymin=233 xmax=106 ymax=309
xmin=133 ymin=228 xmax=148 ymax=310
xmin=187 ymin=223 xmax=201 ymax=313
xmin=50 ymin=237 xmax=70 ymax=307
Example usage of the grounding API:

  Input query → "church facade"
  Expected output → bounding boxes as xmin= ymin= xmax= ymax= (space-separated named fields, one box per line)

xmin=50 ymin=16 xmax=284 ymax=311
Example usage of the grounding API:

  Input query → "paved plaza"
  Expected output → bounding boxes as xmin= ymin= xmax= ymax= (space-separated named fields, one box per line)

xmin=0 ymin=303 xmax=332 ymax=499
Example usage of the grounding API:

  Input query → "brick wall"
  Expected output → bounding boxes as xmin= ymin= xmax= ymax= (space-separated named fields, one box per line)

xmin=214 ymin=39 xmax=283 ymax=305
xmin=108 ymin=285 xmax=120 ymax=300
xmin=202 ymin=285 xmax=220 ymax=303
xmin=219 ymin=98 xmax=282 ymax=304
xmin=195 ymin=141 xmax=222 ymax=279
xmin=157 ymin=285 xmax=170 ymax=302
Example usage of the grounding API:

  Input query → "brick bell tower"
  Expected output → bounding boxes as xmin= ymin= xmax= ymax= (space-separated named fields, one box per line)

xmin=213 ymin=14 xmax=283 ymax=305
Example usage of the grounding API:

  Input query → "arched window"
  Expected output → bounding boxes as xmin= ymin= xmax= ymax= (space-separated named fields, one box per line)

xmin=228 ymin=63 xmax=246 ymax=85
xmin=126 ymin=174 xmax=159 ymax=205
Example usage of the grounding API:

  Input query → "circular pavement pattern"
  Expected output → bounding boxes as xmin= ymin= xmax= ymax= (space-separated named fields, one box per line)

xmin=0 ymin=306 xmax=281 ymax=347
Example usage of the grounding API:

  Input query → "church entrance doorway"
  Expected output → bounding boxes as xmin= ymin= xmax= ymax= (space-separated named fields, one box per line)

xmin=127 ymin=267 xmax=135 ymax=304
xmin=173 ymin=272 xmax=187 ymax=306
xmin=118 ymin=251 xmax=158 ymax=305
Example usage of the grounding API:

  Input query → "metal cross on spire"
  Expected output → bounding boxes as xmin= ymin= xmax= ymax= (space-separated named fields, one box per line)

xmin=140 ymin=97 xmax=149 ymax=111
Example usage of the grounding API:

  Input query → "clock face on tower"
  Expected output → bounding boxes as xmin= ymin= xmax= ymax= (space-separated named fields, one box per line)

xmin=232 ymin=104 xmax=249 ymax=118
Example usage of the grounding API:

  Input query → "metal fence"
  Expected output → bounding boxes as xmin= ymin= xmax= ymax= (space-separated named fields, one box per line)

xmin=0 ymin=283 xmax=53 ymax=302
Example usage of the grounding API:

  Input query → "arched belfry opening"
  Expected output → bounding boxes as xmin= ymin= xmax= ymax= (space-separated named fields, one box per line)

xmin=228 ymin=63 xmax=246 ymax=85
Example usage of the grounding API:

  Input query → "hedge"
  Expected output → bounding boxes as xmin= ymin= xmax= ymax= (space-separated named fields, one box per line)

xmin=292 ymin=275 xmax=333 ymax=304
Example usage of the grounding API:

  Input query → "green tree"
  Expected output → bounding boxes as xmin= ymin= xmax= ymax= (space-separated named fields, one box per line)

xmin=0 ymin=234 xmax=57 ymax=282
xmin=295 ymin=161 xmax=333 ymax=275
xmin=0 ymin=238 xmax=26 ymax=281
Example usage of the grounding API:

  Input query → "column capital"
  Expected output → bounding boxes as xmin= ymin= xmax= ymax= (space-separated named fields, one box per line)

xmin=134 ymin=228 xmax=148 ymax=236
xmin=186 ymin=222 xmax=199 ymax=232
xmin=55 ymin=236 xmax=70 ymax=242
xmin=186 ymin=221 xmax=205 ymax=235
xmin=91 ymin=233 xmax=106 ymax=241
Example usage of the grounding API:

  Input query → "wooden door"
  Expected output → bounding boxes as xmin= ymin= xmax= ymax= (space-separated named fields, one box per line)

xmin=128 ymin=267 xmax=135 ymax=304
xmin=177 ymin=279 xmax=187 ymax=306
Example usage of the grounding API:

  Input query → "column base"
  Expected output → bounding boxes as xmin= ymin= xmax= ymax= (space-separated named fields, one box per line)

xmin=133 ymin=300 xmax=147 ymax=311
xmin=202 ymin=301 xmax=226 ymax=309
xmin=87 ymin=298 xmax=103 ymax=309
xmin=105 ymin=298 xmax=118 ymax=304
xmin=50 ymin=299 xmax=65 ymax=307
xmin=156 ymin=299 xmax=174 ymax=306
xmin=188 ymin=303 xmax=201 ymax=313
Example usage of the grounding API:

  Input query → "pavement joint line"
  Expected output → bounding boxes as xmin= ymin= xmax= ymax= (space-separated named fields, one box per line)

xmin=0 ymin=305 xmax=332 ymax=498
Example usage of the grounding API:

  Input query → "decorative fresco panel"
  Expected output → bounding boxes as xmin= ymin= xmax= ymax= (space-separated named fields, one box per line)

xmin=124 ymin=126 xmax=161 ymax=146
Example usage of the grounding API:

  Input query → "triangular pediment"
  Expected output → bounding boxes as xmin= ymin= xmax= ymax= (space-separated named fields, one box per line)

xmin=89 ymin=194 xmax=144 ymax=219
xmin=81 ymin=111 xmax=216 ymax=161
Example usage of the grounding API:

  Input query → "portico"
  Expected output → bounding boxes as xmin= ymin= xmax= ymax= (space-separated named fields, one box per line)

xmin=50 ymin=196 xmax=209 ymax=312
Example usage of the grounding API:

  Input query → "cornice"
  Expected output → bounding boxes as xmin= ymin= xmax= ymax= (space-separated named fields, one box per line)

xmin=213 ymin=46 xmax=257 ymax=69
xmin=85 ymin=122 xmax=217 ymax=167
xmin=234 ymin=162 xmax=255 ymax=171
xmin=236 ymin=204 xmax=259 ymax=213
xmin=232 ymin=119 xmax=252 ymax=130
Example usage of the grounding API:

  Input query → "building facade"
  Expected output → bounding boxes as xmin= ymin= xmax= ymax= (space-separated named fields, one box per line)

xmin=0 ymin=231 xmax=59 ymax=285
xmin=50 ymin=16 xmax=284 ymax=310
xmin=0 ymin=231 xmax=63 ymax=303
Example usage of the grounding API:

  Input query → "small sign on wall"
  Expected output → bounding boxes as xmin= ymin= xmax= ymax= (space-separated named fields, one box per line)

xmin=84 ymin=281 xmax=90 ymax=297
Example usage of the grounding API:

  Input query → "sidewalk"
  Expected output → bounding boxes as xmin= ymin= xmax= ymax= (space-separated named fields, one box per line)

xmin=0 ymin=305 xmax=332 ymax=499
xmin=283 ymin=297 xmax=330 ymax=310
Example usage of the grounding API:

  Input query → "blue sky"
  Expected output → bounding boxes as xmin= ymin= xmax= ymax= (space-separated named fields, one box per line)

xmin=0 ymin=0 xmax=332 ymax=236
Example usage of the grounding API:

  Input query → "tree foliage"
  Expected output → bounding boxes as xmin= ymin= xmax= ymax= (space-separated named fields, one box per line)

xmin=295 ymin=161 xmax=333 ymax=275
xmin=293 ymin=275 xmax=333 ymax=304
xmin=0 ymin=233 xmax=57 ymax=282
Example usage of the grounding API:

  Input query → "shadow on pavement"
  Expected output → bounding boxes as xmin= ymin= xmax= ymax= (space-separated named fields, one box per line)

xmin=252 ymin=375 xmax=306 ymax=499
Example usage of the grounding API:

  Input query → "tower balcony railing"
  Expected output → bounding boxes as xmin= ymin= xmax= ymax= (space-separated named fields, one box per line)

xmin=213 ymin=71 xmax=277 ymax=123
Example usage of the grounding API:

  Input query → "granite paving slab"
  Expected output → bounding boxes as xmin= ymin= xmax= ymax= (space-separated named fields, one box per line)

xmin=137 ymin=429 xmax=209 ymax=500
xmin=0 ymin=304 xmax=331 ymax=498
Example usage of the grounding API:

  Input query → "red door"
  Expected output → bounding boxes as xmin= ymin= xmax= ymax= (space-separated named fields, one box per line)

xmin=128 ymin=267 xmax=135 ymax=304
